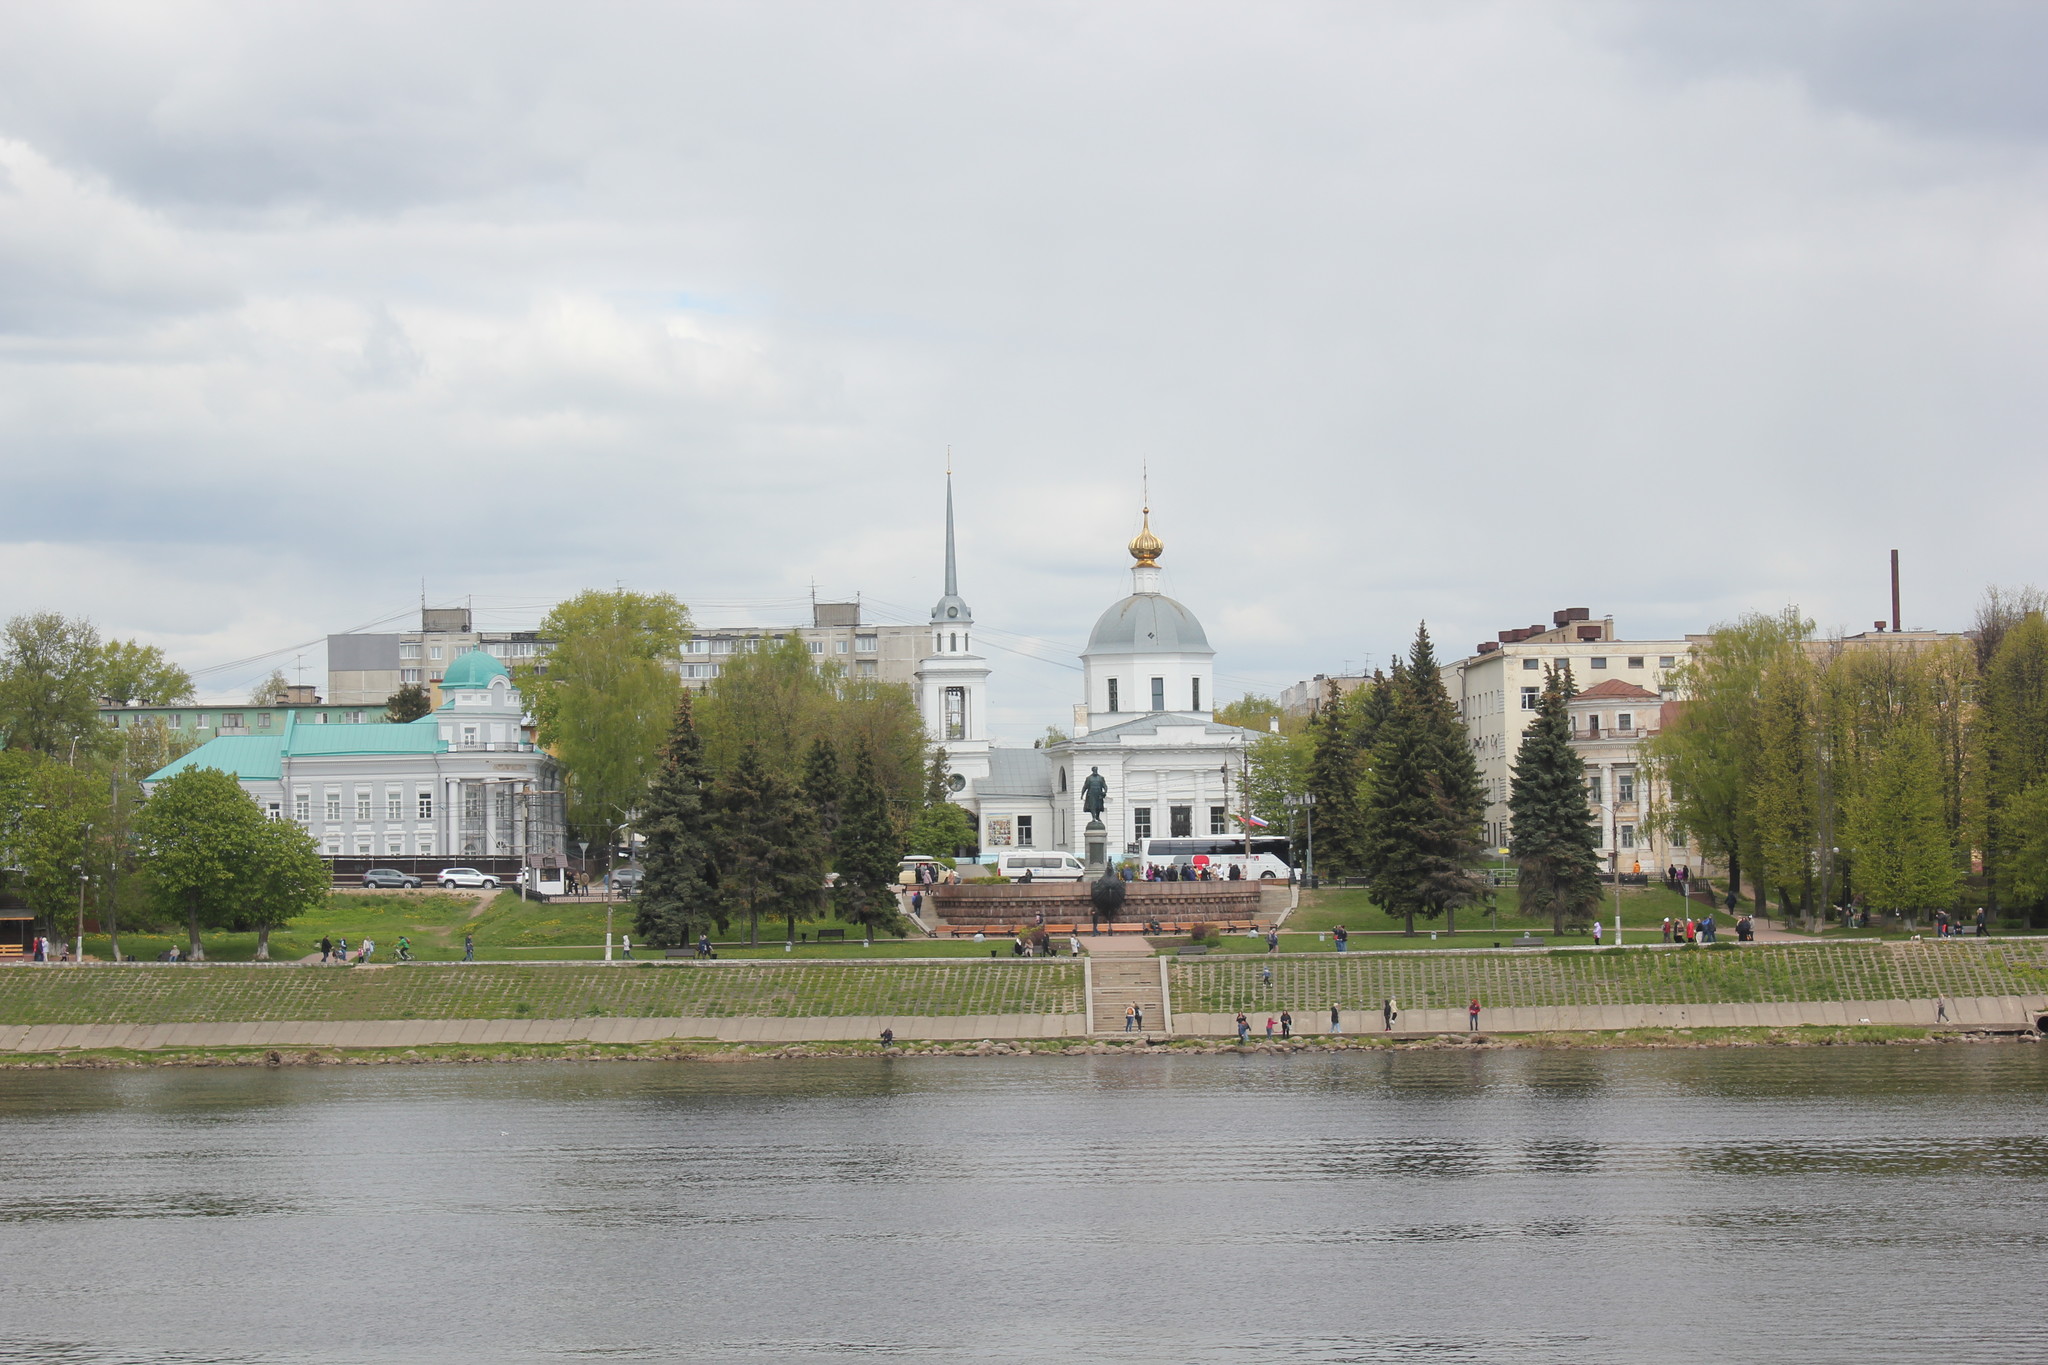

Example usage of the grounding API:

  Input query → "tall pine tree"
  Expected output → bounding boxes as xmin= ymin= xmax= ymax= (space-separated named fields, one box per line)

xmin=801 ymin=739 xmax=843 ymax=930
xmin=635 ymin=693 xmax=722 ymax=948
xmin=1508 ymin=668 xmax=1603 ymax=935
xmin=833 ymin=745 xmax=903 ymax=943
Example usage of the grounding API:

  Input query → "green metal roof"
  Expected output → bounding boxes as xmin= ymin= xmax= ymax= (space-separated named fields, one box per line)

xmin=283 ymin=723 xmax=447 ymax=757
xmin=441 ymin=650 xmax=512 ymax=690
xmin=148 ymin=736 xmax=285 ymax=783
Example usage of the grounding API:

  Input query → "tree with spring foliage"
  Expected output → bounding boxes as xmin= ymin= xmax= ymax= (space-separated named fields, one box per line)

xmin=1749 ymin=653 xmax=1819 ymax=924
xmin=1980 ymin=613 xmax=2048 ymax=915
xmin=635 ymin=693 xmax=723 ymax=948
xmin=1509 ymin=668 xmax=1603 ymax=935
xmin=136 ymin=766 xmax=271 ymax=961
xmin=1844 ymin=723 xmax=1958 ymax=923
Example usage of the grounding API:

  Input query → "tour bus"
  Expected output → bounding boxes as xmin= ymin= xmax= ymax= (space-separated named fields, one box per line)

xmin=1138 ymin=837 xmax=1293 ymax=880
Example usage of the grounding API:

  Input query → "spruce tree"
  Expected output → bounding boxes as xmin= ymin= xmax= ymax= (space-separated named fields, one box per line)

xmin=1508 ymin=668 xmax=1603 ymax=935
xmin=833 ymin=745 xmax=903 ymax=943
xmin=1304 ymin=679 xmax=1369 ymax=876
xmin=635 ymin=693 xmax=722 ymax=948
xmin=712 ymin=745 xmax=823 ymax=946
xmin=1361 ymin=624 xmax=1487 ymax=934
xmin=801 ymin=739 xmax=843 ymax=931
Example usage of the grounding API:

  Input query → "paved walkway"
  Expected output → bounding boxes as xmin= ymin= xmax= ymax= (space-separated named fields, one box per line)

xmin=3 ymin=997 xmax=2038 ymax=1053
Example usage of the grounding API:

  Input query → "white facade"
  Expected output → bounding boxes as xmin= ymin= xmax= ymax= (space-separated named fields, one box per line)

xmin=149 ymin=650 xmax=565 ymax=863
xmin=949 ymin=507 xmax=1259 ymax=858
xmin=1438 ymin=611 xmax=1695 ymax=850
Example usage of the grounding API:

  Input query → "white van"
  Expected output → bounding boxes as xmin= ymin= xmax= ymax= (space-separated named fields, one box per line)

xmin=995 ymin=851 xmax=1087 ymax=881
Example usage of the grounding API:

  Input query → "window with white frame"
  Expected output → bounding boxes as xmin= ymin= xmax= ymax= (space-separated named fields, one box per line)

xmin=1108 ymin=679 xmax=1120 ymax=713
xmin=418 ymin=834 xmax=435 ymax=856
xmin=386 ymin=836 xmax=403 ymax=856
xmin=294 ymin=791 xmax=310 ymax=821
xmin=1133 ymin=807 xmax=1152 ymax=840
xmin=401 ymin=669 xmax=423 ymax=683
xmin=1586 ymin=774 xmax=1603 ymax=804
xmin=1150 ymin=677 xmax=1165 ymax=711
xmin=1016 ymin=815 xmax=1034 ymax=847
xmin=461 ymin=724 xmax=479 ymax=746
xmin=417 ymin=790 xmax=434 ymax=820
xmin=326 ymin=791 xmax=342 ymax=822
xmin=324 ymin=836 xmax=342 ymax=855
xmin=400 ymin=643 xmax=421 ymax=659
xmin=1617 ymin=711 xmax=1634 ymax=731
xmin=356 ymin=789 xmax=372 ymax=820
xmin=1627 ymin=657 xmax=1644 ymax=669
xmin=354 ymin=836 xmax=372 ymax=856
xmin=855 ymin=635 xmax=878 ymax=652
xmin=1523 ymin=657 xmax=1540 ymax=670
xmin=836 ymin=639 xmax=849 ymax=653
xmin=857 ymin=661 xmax=876 ymax=677
xmin=1617 ymin=771 xmax=1636 ymax=802
xmin=1619 ymin=824 xmax=1636 ymax=848
xmin=429 ymin=645 xmax=443 ymax=660
xmin=1659 ymin=655 xmax=1676 ymax=668
xmin=386 ymin=787 xmax=404 ymax=821
xmin=1209 ymin=806 xmax=1227 ymax=835
xmin=1521 ymin=687 xmax=1539 ymax=710
xmin=1589 ymin=657 xmax=1608 ymax=669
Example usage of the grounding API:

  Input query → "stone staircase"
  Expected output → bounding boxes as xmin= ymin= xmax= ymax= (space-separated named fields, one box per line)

xmin=1090 ymin=957 xmax=1168 ymax=1035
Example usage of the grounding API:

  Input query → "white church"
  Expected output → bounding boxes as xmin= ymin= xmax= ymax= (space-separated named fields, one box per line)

xmin=913 ymin=477 xmax=1264 ymax=859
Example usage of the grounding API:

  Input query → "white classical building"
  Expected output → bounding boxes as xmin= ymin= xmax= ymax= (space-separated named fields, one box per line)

xmin=929 ymin=503 xmax=1262 ymax=857
xmin=148 ymin=650 xmax=565 ymax=863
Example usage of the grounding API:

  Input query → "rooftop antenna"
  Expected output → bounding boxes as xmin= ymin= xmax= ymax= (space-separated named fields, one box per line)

xmin=294 ymin=654 xmax=305 ymax=686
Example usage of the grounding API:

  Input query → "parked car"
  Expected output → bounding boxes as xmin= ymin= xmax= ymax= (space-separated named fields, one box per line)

xmin=605 ymin=866 xmax=644 ymax=895
xmin=361 ymin=868 xmax=422 ymax=890
xmin=437 ymin=867 xmax=500 ymax=890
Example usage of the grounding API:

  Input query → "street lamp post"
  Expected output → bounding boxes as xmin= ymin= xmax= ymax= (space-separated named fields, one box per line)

xmin=74 ymin=821 xmax=93 ymax=963
xmin=1285 ymin=792 xmax=1316 ymax=888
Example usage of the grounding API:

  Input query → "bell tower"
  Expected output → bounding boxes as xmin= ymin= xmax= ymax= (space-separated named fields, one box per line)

xmin=914 ymin=461 xmax=991 ymax=785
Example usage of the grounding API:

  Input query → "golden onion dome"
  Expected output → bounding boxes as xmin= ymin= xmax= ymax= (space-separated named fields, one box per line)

xmin=1128 ymin=508 xmax=1163 ymax=567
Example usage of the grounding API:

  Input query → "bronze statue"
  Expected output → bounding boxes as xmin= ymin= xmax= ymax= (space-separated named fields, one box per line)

xmin=1080 ymin=765 xmax=1108 ymax=822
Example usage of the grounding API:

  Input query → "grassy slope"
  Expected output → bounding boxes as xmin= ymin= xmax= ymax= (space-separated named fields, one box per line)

xmin=0 ymin=959 xmax=1084 ymax=1026
xmin=1173 ymin=939 xmax=2048 ymax=1012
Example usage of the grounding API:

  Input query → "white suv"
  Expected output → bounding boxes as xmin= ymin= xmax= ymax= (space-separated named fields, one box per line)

xmin=437 ymin=867 xmax=500 ymax=890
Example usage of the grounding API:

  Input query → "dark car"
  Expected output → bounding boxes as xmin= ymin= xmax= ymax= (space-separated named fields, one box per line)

xmin=361 ymin=868 xmax=423 ymax=890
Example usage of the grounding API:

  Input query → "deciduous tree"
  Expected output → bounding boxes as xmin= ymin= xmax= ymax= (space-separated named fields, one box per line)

xmin=95 ymin=640 xmax=193 ymax=706
xmin=137 ymin=766 xmax=271 ymax=960
xmin=0 ymin=612 xmax=105 ymax=758
xmin=1845 ymin=724 xmax=1958 ymax=923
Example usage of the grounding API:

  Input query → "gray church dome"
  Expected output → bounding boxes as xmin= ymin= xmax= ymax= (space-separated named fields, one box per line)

xmin=1085 ymin=593 xmax=1213 ymax=656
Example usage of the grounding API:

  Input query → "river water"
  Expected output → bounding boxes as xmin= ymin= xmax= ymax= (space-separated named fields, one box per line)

xmin=2 ymin=1044 xmax=2045 ymax=1364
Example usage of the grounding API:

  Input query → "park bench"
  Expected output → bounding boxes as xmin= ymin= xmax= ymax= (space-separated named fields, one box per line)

xmin=816 ymin=929 xmax=846 ymax=941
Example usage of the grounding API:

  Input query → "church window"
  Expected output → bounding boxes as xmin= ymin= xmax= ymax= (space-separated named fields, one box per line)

xmin=1169 ymin=805 xmax=1192 ymax=837
xmin=943 ymin=687 xmax=966 ymax=742
xmin=1191 ymin=678 xmax=1200 ymax=711
xmin=1133 ymin=807 xmax=1152 ymax=840
xmin=949 ymin=633 xmax=957 ymax=651
xmin=1016 ymin=816 xmax=1034 ymax=847
xmin=1107 ymin=679 xmax=1120 ymax=713
xmin=1209 ymin=806 xmax=1227 ymax=835
xmin=1151 ymin=677 xmax=1165 ymax=711
xmin=1058 ymin=769 xmax=1068 ymax=793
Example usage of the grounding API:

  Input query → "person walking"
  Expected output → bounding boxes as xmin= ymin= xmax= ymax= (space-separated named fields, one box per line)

xmin=1592 ymin=920 xmax=1603 ymax=946
xmin=360 ymin=937 xmax=375 ymax=963
xmin=1329 ymin=1003 xmax=1342 ymax=1035
xmin=1069 ymin=933 xmax=1081 ymax=957
xmin=1661 ymin=917 xmax=1672 ymax=943
xmin=1125 ymin=1003 xmax=1137 ymax=1033
xmin=1236 ymin=1013 xmax=1251 ymax=1042
xmin=463 ymin=933 xmax=475 ymax=962
xmin=1936 ymin=995 xmax=1950 ymax=1024
xmin=320 ymin=936 xmax=333 ymax=965
xmin=1266 ymin=929 xmax=1280 ymax=954
xmin=1333 ymin=925 xmax=1349 ymax=953
xmin=1382 ymin=998 xmax=1397 ymax=1031
xmin=621 ymin=934 xmax=633 ymax=960
xmin=335 ymin=936 xmax=348 ymax=964
xmin=1468 ymin=998 xmax=1482 ymax=1032
xmin=1977 ymin=907 xmax=1989 ymax=937
xmin=1264 ymin=1016 xmax=1277 ymax=1037
xmin=1279 ymin=1010 xmax=1293 ymax=1038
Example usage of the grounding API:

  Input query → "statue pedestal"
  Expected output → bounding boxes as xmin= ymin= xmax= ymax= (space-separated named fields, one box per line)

xmin=1083 ymin=819 xmax=1108 ymax=877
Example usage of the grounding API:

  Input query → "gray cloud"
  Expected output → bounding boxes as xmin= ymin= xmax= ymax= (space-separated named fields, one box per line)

xmin=0 ymin=2 xmax=2042 ymax=722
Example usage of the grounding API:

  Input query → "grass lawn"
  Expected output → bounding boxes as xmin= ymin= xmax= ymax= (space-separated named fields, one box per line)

xmin=1283 ymin=883 xmax=1716 ymax=939
xmin=80 ymin=891 xmax=1011 ymax=963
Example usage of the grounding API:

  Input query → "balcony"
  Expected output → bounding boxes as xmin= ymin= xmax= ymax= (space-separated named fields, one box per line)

xmin=447 ymin=741 xmax=536 ymax=753
xmin=1575 ymin=726 xmax=1646 ymax=740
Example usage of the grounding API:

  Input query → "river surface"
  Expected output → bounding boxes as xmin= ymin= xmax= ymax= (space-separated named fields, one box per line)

xmin=2 ymin=1044 xmax=2045 ymax=1364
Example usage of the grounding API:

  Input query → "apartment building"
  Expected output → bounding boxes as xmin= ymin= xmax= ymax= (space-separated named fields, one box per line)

xmin=327 ymin=608 xmax=550 ymax=706
xmin=1440 ymin=607 xmax=1696 ymax=851
xmin=677 ymin=602 xmax=928 ymax=691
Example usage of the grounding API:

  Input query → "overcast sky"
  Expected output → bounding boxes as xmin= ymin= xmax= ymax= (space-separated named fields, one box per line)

xmin=3 ymin=1 xmax=2044 ymax=736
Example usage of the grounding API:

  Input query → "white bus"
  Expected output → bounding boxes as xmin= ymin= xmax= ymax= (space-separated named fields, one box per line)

xmin=1138 ymin=837 xmax=1292 ymax=880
